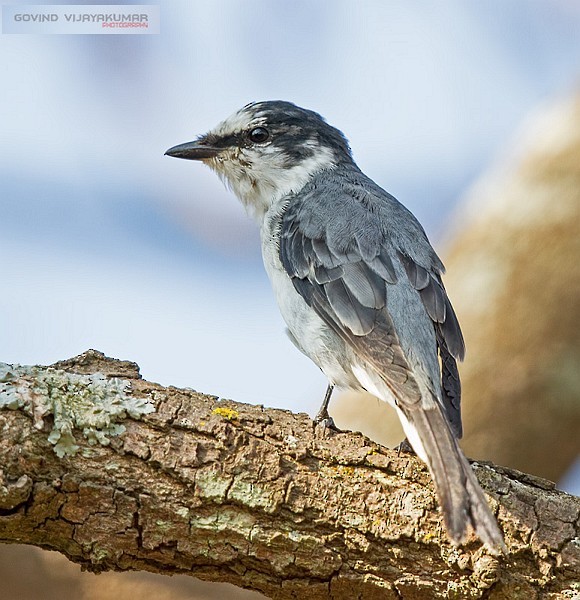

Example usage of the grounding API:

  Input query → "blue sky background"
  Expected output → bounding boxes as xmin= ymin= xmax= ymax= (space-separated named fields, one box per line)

xmin=1 ymin=0 xmax=579 ymax=491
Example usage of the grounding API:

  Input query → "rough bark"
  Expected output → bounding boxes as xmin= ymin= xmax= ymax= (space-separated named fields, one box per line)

xmin=0 ymin=350 xmax=578 ymax=599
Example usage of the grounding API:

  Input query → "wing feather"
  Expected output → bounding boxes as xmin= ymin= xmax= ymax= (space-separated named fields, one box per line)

xmin=398 ymin=251 xmax=430 ymax=290
xmin=439 ymin=295 xmax=465 ymax=360
xmin=397 ymin=251 xmax=465 ymax=358
xmin=341 ymin=262 xmax=386 ymax=309
xmin=368 ymin=249 xmax=398 ymax=284
xmin=324 ymin=279 xmax=376 ymax=336
xmin=312 ymin=237 xmax=341 ymax=268
xmin=313 ymin=264 xmax=344 ymax=284
xmin=419 ymin=278 xmax=447 ymax=323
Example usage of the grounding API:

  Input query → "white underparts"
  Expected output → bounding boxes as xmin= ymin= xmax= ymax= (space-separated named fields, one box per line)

xmin=351 ymin=363 xmax=428 ymax=463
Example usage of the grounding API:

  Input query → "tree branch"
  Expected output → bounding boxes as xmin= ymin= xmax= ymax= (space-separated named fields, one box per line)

xmin=0 ymin=351 xmax=578 ymax=599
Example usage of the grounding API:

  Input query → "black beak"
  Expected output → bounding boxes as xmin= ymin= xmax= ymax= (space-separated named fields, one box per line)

xmin=165 ymin=140 xmax=222 ymax=160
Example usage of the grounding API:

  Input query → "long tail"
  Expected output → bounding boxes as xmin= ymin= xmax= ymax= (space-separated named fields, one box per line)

xmin=398 ymin=403 xmax=506 ymax=553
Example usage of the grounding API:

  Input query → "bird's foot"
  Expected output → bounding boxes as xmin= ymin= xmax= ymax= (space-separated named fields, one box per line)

xmin=396 ymin=438 xmax=415 ymax=456
xmin=313 ymin=409 xmax=341 ymax=432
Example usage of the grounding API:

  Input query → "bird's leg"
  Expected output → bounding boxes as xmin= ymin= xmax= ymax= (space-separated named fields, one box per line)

xmin=314 ymin=384 xmax=334 ymax=422
xmin=313 ymin=384 xmax=339 ymax=430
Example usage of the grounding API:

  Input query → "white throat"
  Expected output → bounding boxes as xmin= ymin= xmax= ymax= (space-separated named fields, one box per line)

xmin=208 ymin=145 xmax=336 ymax=221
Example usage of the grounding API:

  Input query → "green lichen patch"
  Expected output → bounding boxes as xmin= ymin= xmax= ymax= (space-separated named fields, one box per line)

xmin=0 ymin=362 xmax=154 ymax=457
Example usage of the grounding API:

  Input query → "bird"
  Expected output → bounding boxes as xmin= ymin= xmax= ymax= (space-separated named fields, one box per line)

xmin=165 ymin=100 xmax=505 ymax=552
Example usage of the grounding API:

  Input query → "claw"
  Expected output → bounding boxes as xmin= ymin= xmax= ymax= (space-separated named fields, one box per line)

xmin=396 ymin=437 xmax=415 ymax=456
xmin=313 ymin=413 xmax=341 ymax=431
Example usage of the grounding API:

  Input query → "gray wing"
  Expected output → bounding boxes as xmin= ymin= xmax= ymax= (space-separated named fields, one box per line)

xmin=397 ymin=252 xmax=464 ymax=436
xmin=279 ymin=185 xmax=465 ymax=426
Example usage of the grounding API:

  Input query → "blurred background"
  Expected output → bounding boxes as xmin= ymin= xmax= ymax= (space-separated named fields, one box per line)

xmin=1 ymin=1 xmax=579 ymax=598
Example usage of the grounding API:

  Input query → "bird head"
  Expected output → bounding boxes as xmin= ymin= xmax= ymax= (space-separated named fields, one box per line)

xmin=166 ymin=101 xmax=352 ymax=217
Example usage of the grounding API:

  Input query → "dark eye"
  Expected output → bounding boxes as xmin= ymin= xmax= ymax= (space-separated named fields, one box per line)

xmin=248 ymin=127 xmax=270 ymax=144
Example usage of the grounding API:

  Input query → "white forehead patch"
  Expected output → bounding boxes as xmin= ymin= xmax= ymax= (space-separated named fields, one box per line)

xmin=209 ymin=103 xmax=267 ymax=138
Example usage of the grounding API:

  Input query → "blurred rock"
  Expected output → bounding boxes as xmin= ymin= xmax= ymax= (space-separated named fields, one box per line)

xmin=332 ymin=391 xmax=404 ymax=449
xmin=445 ymin=94 xmax=580 ymax=482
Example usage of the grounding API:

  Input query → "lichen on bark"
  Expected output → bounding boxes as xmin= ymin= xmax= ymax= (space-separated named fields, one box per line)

xmin=0 ymin=357 xmax=154 ymax=457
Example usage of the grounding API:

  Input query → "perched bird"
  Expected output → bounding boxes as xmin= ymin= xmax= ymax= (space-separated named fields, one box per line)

xmin=166 ymin=101 xmax=505 ymax=552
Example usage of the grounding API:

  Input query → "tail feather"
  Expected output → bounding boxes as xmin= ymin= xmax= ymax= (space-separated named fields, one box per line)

xmin=399 ymin=404 xmax=506 ymax=553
